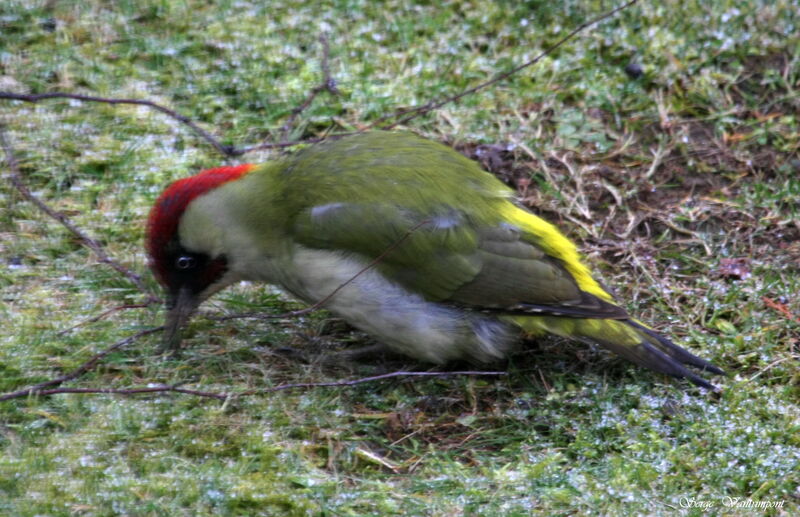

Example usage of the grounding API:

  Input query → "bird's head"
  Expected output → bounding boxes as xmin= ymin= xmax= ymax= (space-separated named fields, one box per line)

xmin=146 ymin=164 xmax=256 ymax=351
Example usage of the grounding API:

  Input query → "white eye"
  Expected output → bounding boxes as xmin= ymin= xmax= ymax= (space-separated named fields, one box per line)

xmin=175 ymin=255 xmax=196 ymax=270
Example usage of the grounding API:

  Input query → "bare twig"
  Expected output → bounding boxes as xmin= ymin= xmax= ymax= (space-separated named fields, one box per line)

xmin=57 ymin=303 xmax=152 ymax=336
xmin=374 ymin=0 xmax=640 ymax=129
xmin=239 ymin=132 xmax=365 ymax=154
xmin=305 ymin=218 xmax=430 ymax=308
xmin=0 ymin=370 xmax=506 ymax=402
xmin=748 ymin=357 xmax=793 ymax=383
xmin=2 ymin=1 xmax=638 ymax=155
xmin=2 ymin=1 xmax=637 ymax=157
xmin=0 ymin=180 xmax=431 ymax=402
xmin=279 ymin=34 xmax=340 ymax=140
xmin=0 ymin=125 xmax=160 ymax=302
xmin=0 ymin=89 xmax=326 ymax=156
xmin=0 ymin=217 xmax=435 ymax=403
xmin=249 ymin=370 xmax=507 ymax=393
xmin=240 ymin=134 xmax=335 ymax=154
xmin=2 ymin=386 xmax=229 ymax=401
xmin=0 ymin=327 xmax=162 ymax=402
xmin=0 ymin=91 xmax=240 ymax=157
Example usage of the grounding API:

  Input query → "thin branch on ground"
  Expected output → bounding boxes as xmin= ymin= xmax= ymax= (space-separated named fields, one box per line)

xmin=252 ymin=370 xmax=508 ymax=394
xmin=239 ymin=134 xmax=333 ymax=154
xmin=0 ymin=1 xmax=638 ymax=157
xmin=279 ymin=34 xmax=340 ymax=141
xmin=0 ymin=90 xmax=337 ymax=157
xmin=239 ymin=131 xmax=365 ymax=154
xmin=373 ymin=0 xmax=640 ymax=129
xmin=0 ymin=327 xmax=163 ymax=402
xmin=0 ymin=91 xmax=240 ymax=157
xmin=3 ymin=386 xmax=229 ymax=401
xmin=0 ymin=218 xmax=432 ymax=402
xmin=0 ymin=370 xmax=507 ymax=402
xmin=57 ymin=303 xmax=153 ymax=336
xmin=0 ymin=125 xmax=160 ymax=303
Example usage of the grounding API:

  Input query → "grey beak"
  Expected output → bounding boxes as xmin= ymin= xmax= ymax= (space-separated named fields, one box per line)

xmin=160 ymin=287 xmax=199 ymax=353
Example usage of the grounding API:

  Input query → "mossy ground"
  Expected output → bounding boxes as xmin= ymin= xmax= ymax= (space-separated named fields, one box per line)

xmin=1 ymin=0 xmax=798 ymax=515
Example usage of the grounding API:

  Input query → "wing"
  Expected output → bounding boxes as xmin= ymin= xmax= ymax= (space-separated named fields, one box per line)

xmin=291 ymin=201 xmax=626 ymax=319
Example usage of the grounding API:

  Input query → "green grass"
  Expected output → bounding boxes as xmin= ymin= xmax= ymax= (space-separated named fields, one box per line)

xmin=1 ymin=0 xmax=799 ymax=515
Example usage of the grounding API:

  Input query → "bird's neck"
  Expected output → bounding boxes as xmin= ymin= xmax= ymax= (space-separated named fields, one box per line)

xmin=179 ymin=165 xmax=292 ymax=283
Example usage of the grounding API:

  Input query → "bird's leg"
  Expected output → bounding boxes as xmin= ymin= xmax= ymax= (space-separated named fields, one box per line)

xmin=272 ymin=341 xmax=400 ymax=369
xmin=328 ymin=343 xmax=393 ymax=362
xmin=313 ymin=343 xmax=411 ymax=372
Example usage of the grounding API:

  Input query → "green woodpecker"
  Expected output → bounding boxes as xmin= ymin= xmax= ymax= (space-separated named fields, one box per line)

xmin=146 ymin=131 xmax=722 ymax=389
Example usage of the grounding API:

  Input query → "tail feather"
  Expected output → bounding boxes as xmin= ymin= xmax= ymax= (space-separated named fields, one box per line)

xmin=509 ymin=316 xmax=723 ymax=390
xmin=593 ymin=325 xmax=722 ymax=391
xmin=626 ymin=319 xmax=724 ymax=375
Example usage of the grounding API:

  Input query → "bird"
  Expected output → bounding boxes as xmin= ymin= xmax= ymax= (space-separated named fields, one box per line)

xmin=146 ymin=131 xmax=723 ymax=389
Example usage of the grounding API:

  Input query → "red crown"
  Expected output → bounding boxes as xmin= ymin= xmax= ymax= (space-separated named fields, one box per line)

xmin=146 ymin=164 xmax=256 ymax=285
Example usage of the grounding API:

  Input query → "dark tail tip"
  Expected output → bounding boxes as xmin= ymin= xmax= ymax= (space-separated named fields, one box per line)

xmin=625 ymin=320 xmax=724 ymax=390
